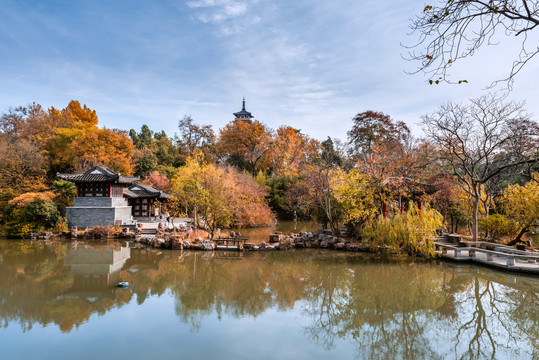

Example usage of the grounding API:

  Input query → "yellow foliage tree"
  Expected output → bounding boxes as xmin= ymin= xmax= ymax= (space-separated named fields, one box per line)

xmin=501 ymin=175 xmax=539 ymax=245
xmin=331 ymin=167 xmax=375 ymax=225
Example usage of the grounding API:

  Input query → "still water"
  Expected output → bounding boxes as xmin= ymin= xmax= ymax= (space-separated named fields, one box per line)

xmin=0 ymin=239 xmax=538 ymax=360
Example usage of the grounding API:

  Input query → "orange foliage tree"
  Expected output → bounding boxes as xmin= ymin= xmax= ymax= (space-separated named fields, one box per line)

xmin=271 ymin=126 xmax=316 ymax=177
xmin=44 ymin=101 xmax=135 ymax=175
xmin=217 ymin=120 xmax=273 ymax=175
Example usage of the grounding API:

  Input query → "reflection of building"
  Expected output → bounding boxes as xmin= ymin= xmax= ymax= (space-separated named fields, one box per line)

xmin=58 ymin=166 xmax=139 ymax=228
xmin=124 ymin=184 xmax=171 ymax=219
xmin=233 ymin=98 xmax=253 ymax=123
xmin=65 ymin=243 xmax=131 ymax=289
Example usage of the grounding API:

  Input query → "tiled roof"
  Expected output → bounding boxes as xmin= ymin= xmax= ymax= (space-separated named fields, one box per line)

xmin=57 ymin=166 xmax=139 ymax=184
xmin=125 ymin=184 xmax=171 ymax=199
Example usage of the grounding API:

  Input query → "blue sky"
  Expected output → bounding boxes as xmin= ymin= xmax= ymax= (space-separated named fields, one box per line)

xmin=2 ymin=0 xmax=539 ymax=141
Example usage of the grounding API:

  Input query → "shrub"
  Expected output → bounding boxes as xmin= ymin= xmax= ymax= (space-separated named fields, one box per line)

xmin=478 ymin=214 xmax=518 ymax=241
xmin=361 ymin=202 xmax=443 ymax=257
xmin=4 ymin=193 xmax=58 ymax=238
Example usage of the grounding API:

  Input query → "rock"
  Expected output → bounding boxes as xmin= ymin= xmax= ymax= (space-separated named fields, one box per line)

xmin=243 ymin=242 xmax=256 ymax=251
xmin=202 ymin=240 xmax=215 ymax=251
xmin=334 ymin=242 xmax=345 ymax=250
xmin=266 ymin=245 xmax=275 ymax=250
xmin=269 ymin=234 xmax=282 ymax=242
xmin=259 ymin=241 xmax=267 ymax=250
xmin=347 ymin=244 xmax=360 ymax=252
xmin=194 ymin=236 xmax=202 ymax=243
xmin=191 ymin=243 xmax=203 ymax=250
xmin=171 ymin=239 xmax=183 ymax=250
xmin=182 ymin=240 xmax=192 ymax=249
xmin=320 ymin=240 xmax=328 ymax=248
xmin=230 ymin=230 xmax=236 ymax=237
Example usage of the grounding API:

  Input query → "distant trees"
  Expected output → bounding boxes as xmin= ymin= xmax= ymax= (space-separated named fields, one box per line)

xmin=407 ymin=0 xmax=539 ymax=86
xmin=421 ymin=94 xmax=539 ymax=241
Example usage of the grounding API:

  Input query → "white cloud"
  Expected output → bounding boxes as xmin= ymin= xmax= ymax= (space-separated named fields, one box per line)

xmin=186 ymin=0 xmax=257 ymax=35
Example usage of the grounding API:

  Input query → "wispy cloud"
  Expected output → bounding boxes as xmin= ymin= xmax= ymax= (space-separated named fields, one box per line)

xmin=186 ymin=0 xmax=260 ymax=35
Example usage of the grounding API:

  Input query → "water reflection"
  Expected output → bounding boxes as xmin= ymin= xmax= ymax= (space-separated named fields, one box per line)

xmin=0 ymin=240 xmax=538 ymax=359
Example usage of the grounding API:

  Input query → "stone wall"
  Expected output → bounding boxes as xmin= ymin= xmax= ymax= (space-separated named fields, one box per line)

xmin=66 ymin=205 xmax=132 ymax=228
xmin=74 ymin=197 xmax=128 ymax=207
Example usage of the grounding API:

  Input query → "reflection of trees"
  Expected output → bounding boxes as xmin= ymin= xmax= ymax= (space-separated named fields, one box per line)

xmin=0 ymin=241 xmax=538 ymax=359
xmin=448 ymin=273 xmax=539 ymax=360
xmin=303 ymin=258 xmax=446 ymax=359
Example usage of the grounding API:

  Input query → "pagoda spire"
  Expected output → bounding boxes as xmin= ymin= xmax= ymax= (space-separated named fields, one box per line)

xmin=233 ymin=97 xmax=253 ymax=123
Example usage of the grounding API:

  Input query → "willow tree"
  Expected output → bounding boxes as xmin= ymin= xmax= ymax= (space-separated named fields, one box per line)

xmin=407 ymin=0 xmax=539 ymax=87
xmin=422 ymin=94 xmax=539 ymax=241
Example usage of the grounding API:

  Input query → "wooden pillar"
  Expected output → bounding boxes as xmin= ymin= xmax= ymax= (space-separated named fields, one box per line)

xmin=418 ymin=199 xmax=422 ymax=211
xmin=382 ymin=202 xmax=387 ymax=219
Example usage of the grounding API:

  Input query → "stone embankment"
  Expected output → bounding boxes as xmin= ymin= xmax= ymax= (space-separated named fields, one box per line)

xmin=134 ymin=228 xmax=372 ymax=253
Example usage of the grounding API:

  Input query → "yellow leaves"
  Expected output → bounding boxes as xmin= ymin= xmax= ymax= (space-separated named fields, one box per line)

xmin=9 ymin=191 xmax=55 ymax=207
xmin=458 ymin=80 xmax=468 ymax=84
xmin=423 ymin=5 xmax=433 ymax=12
xmin=447 ymin=59 xmax=452 ymax=64
xmin=331 ymin=168 xmax=375 ymax=223
xmin=426 ymin=55 xmax=433 ymax=60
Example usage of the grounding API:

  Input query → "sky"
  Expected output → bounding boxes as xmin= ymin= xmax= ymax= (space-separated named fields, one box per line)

xmin=1 ymin=0 xmax=539 ymax=142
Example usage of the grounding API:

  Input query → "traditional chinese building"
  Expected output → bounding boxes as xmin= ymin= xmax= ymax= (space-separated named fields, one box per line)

xmin=124 ymin=184 xmax=171 ymax=219
xmin=233 ymin=97 xmax=253 ymax=123
xmin=57 ymin=166 xmax=139 ymax=228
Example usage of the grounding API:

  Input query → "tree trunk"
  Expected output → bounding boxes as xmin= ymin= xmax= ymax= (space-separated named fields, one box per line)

xmin=472 ymin=193 xmax=480 ymax=241
xmin=507 ymin=227 xmax=528 ymax=246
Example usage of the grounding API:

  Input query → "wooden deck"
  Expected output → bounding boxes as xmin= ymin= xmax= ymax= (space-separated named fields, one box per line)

xmin=213 ymin=237 xmax=248 ymax=251
xmin=434 ymin=241 xmax=539 ymax=275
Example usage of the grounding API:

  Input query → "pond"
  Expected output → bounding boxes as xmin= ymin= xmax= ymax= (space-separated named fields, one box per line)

xmin=0 ymin=239 xmax=537 ymax=359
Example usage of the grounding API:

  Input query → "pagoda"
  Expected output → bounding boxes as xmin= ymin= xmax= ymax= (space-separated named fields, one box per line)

xmin=57 ymin=166 xmax=139 ymax=228
xmin=233 ymin=98 xmax=253 ymax=123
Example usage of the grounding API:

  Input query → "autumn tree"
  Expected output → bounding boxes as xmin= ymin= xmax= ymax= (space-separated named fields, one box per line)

xmin=297 ymin=138 xmax=345 ymax=232
xmin=177 ymin=115 xmax=215 ymax=160
xmin=347 ymin=111 xmax=409 ymax=158
xmin=170 ymin=155 xmax=274 ymax=237
xmin=271 ymin=126 xmax=315 ymax=177
xmin=0 ymin=138 xmax=47 ymax=203
xmin=142 ymin=171 xmax=171 ymax=192
xmin=501 ymin=174 xmax=539 ymax=245
xmin=407 ymin=0 xmax=539 ymax=87
xmin=47 ymin=126 xmax=135 ymax=175
xmin=331 ymin=168 xmax=375 ymax=228
xmin=422 ymin=94 xmax=539 ymax=241
xmin=218 ymin=120 xmax=273 ymax=175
